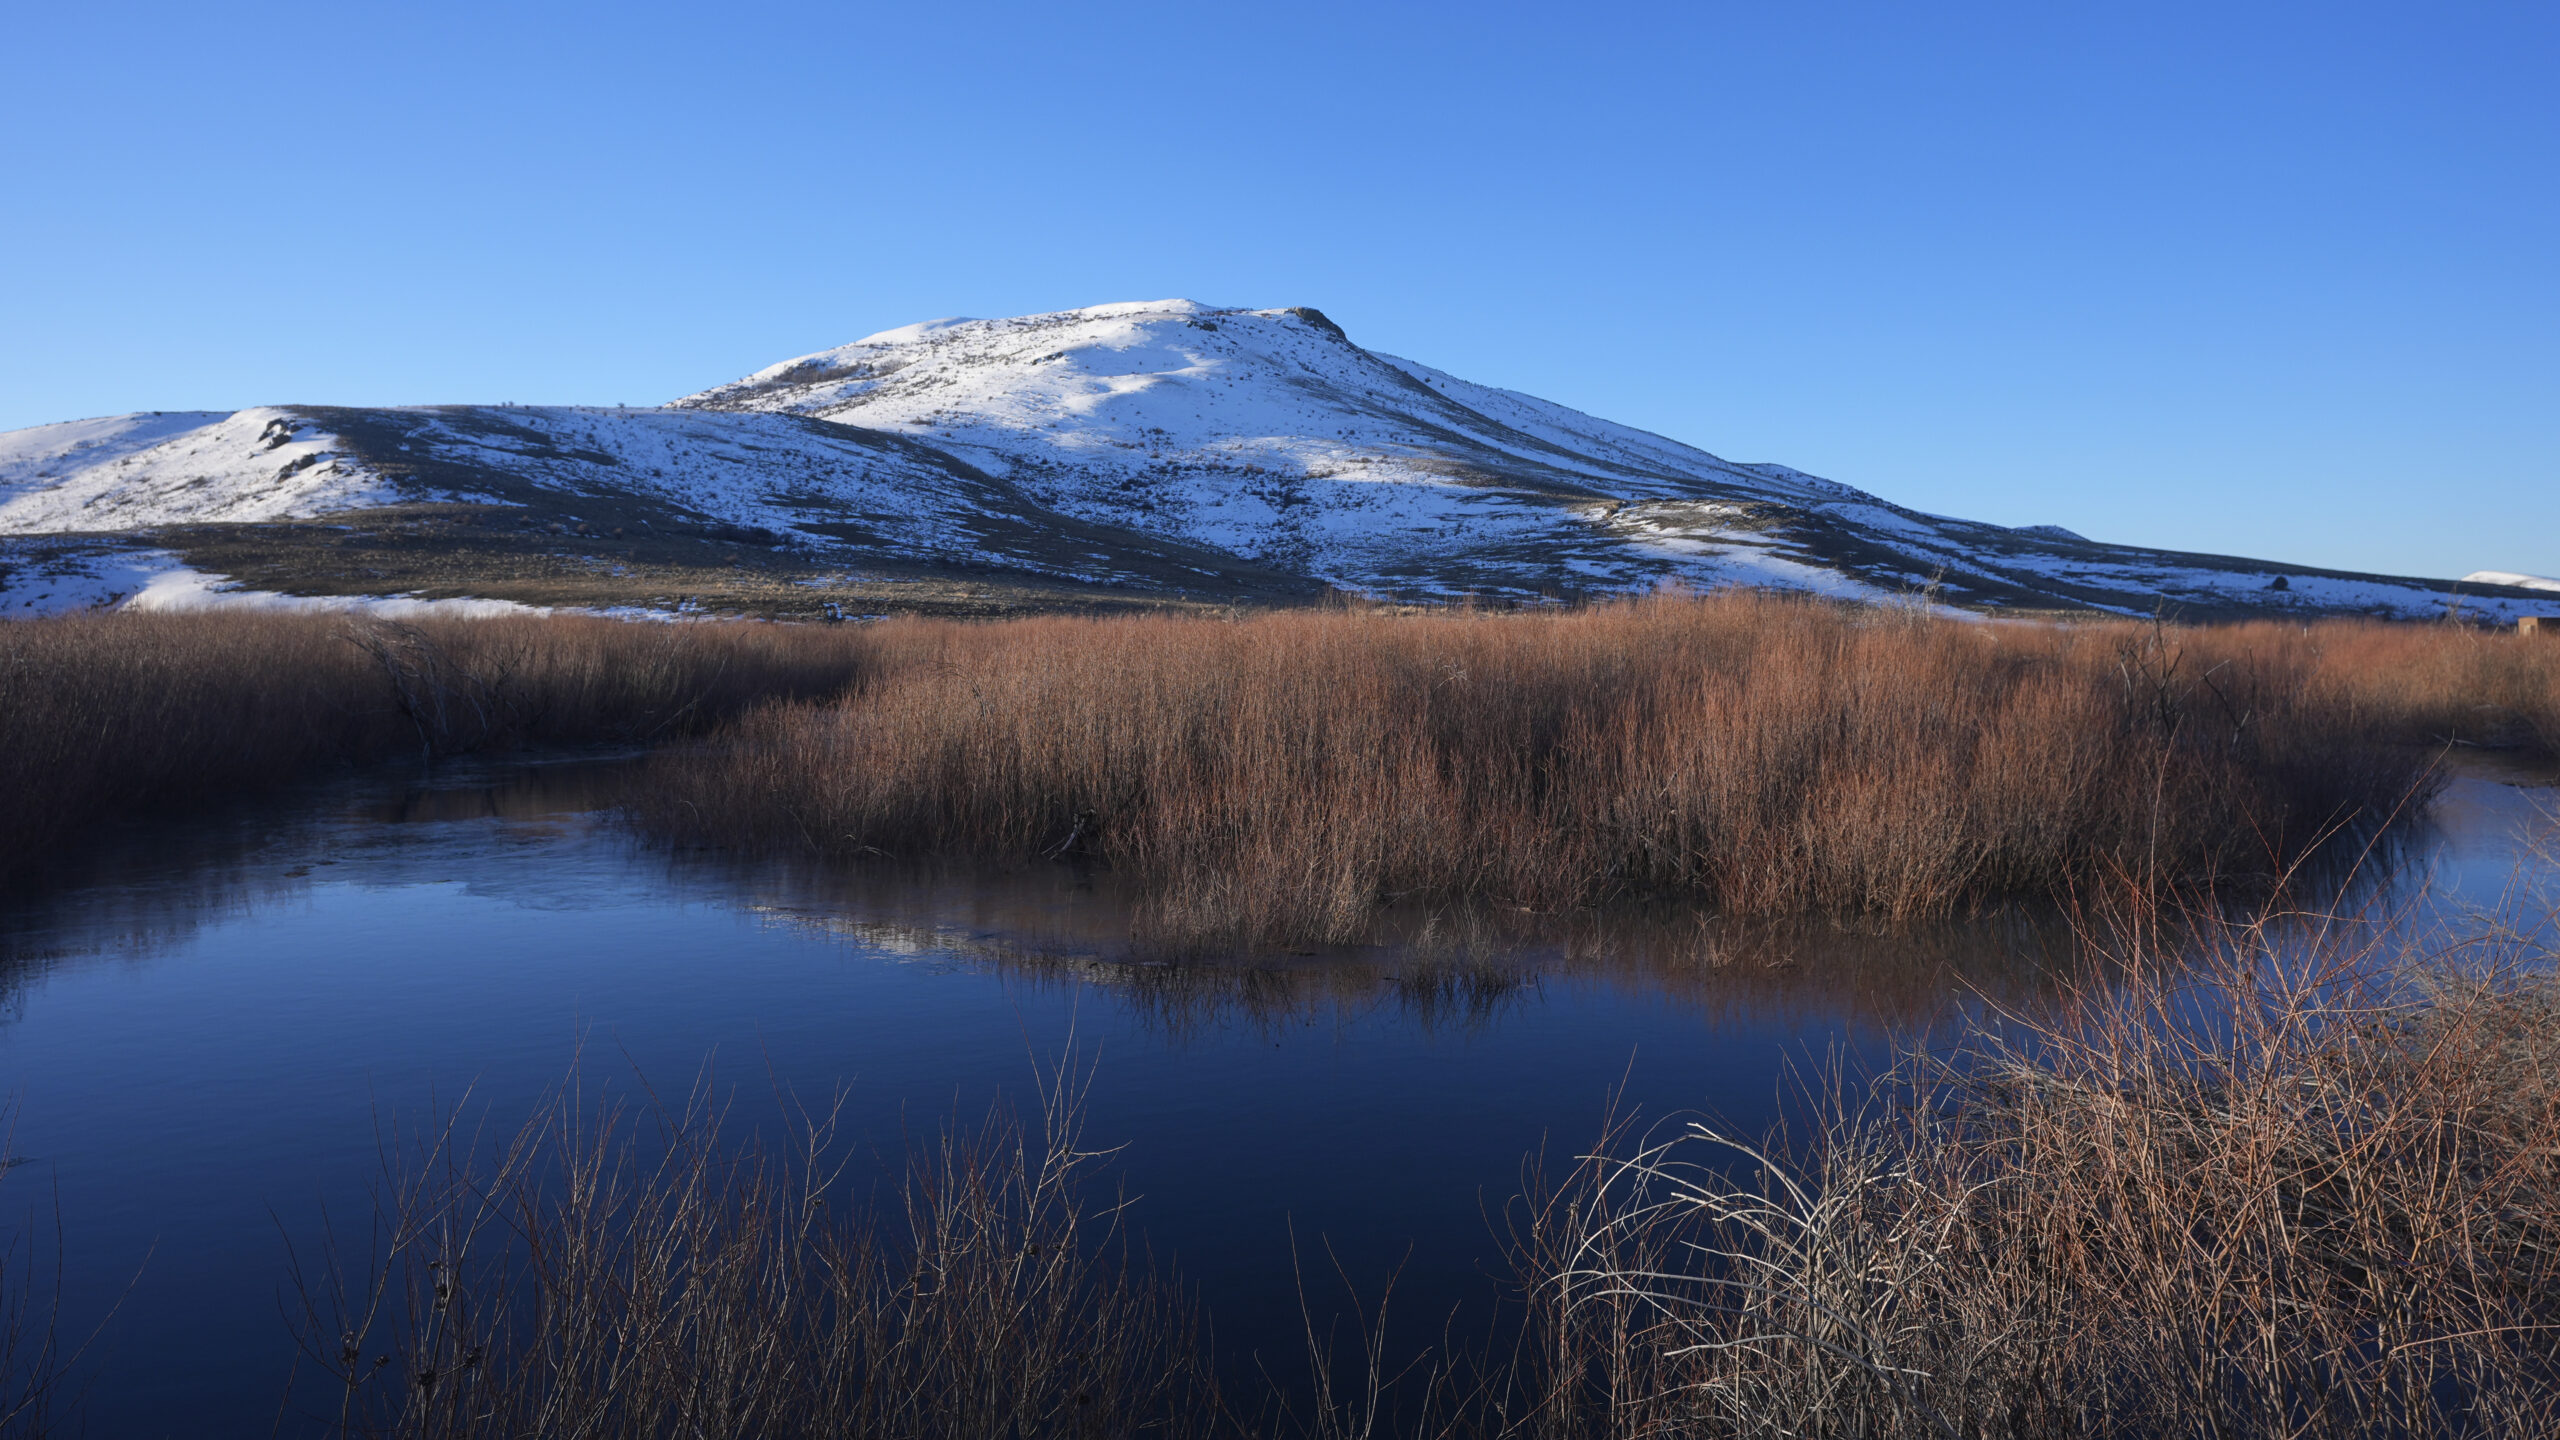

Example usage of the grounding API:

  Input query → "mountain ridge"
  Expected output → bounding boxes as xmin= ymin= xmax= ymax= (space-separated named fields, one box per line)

xmin=2 ymin=300 xmax=2551 ymax=623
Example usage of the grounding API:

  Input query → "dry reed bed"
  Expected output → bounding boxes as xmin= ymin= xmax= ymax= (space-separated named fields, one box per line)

xmin=6 ymin=597 xmax=2554 ymax=924
xmin=2308 ymin=618 xmax=2560 ymax=757
xmin=640 ymin=596 xmax=2544 ymax=947
xmin=0 ymin=611 xmax=869 ymax=881
xmin=1516 ymin=911 xmax=2560 ymax=1439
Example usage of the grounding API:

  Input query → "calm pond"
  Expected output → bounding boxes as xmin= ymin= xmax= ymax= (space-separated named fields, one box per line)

xmin=0 ymin=755 xmax=2551 ymax=1437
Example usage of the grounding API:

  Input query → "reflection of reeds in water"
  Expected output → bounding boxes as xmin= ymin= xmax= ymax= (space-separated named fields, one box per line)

xmin=0 ymin=753 xmax=652 ymax=1008
xmin=727 ymin=838 xmax=2457 ymax=1047
xmin=724 ymin=854 xmax=2098 ymax=1041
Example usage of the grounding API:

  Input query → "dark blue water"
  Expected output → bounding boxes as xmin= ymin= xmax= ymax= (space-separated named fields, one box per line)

xmin=0 ymin=755 xmax=2547 ymax=1436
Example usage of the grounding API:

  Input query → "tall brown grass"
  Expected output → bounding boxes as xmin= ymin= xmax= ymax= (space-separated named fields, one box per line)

xmin=2297 ymin=616 xmax=2560 ymax=757
xmin=640 ymin=596 xmax=2528 ymax=948
xmin=1506 ymin=901 xmax=2560 ymax=1439
xmin=0 ymin=611 xmax=869 ymax=882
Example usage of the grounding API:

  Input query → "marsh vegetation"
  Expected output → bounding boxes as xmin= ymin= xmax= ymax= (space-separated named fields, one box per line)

xmin=636 ymin=594 xmax=2553 ymax=945
xmin=8 ymin=595 xmax=2553 ymax=908
xmin=3 ymin=595 xmax=2558 ymax=1436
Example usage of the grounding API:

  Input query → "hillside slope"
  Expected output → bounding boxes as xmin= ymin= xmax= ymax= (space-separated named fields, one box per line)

xmin=3 ymin=300 xmax=2550 ymax=621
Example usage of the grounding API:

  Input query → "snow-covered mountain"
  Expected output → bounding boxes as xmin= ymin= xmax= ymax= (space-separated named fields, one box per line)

xmin=2464 ymin=570 xmax=2560 ymax=595
xmin=2 ymin=300 xmax=2551 ymax=620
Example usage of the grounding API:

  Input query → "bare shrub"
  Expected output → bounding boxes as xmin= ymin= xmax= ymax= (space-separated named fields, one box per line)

xmin=1508 ymin=909 xmax=2560 ymax=1439
xmin=279 ymin=1059 xmax=1222 ymax=1440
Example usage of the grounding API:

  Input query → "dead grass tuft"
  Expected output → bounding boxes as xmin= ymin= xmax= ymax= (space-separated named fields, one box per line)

xmin=1507 ymin=904 xmax=2560 ymax=1438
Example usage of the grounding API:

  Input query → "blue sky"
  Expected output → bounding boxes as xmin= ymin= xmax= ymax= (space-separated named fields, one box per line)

xmin=3 ymin=2 xmax=2551 ymax=580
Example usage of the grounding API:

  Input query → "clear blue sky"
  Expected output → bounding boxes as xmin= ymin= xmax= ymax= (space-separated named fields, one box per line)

xmin=4 ymin=2 xmax=2551 ymax=581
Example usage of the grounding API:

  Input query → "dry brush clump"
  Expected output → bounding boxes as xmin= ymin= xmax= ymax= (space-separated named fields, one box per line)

xmin=2292 ymin=617 xmax=2560 ymax=759
xmin=280 ymin=1061 xmax=1223 ymax=1440
xmin=1507 ymin=906 xmax=2560 ymax=1439
xmin=640 ymin=595 xmax=2446 ymax=948
xmin=0 ymin=610 xmax=870 ymax=881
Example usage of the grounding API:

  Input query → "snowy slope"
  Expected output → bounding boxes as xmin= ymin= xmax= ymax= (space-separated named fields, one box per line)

xmin=671 ymin=300 xmax=2549 ymax=617
xmin=2 ymin=299 xmax=2551 ymax=620
xmin=297 ymin=403 xmax=1290 ymax=590
xmin=2464 ymin=570 xmax=2560 ymax=594
xmin=673 ymin=300 xmax=1898 ymax=598
xmin=0 ymin=409 xmax=402 ymax=529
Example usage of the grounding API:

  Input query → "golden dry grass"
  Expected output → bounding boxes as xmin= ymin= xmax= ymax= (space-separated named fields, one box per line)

xmin=1509 ymin=906 xmax=2560 ymax=1439
xmin=641 ymin=595 xmax=2548 ymax=947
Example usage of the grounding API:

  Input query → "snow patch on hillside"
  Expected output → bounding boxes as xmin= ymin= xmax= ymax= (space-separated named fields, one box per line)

xmin=390 ymin=406 xmax=981 ymax=541
xmin=122 ymin=567 xmax=545 ymax=617
xmin=0 ymin=547 xmax=548 ymax=619
xmin=0 ymin=412 xmax=230 ymax=493
xmin=2464 ymin=570 xmax=2560 ymax=594
xmin=0 ymin=548 xmax=187 ymax=615
xmin=0 ymin=408 xmax=403 ymax=531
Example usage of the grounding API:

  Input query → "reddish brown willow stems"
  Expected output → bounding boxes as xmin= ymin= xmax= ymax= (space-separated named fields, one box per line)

xmin=0 ymin=611 xmax=871 ymax=880
xmin=639 ymin=594 xmax=2556 ymax=947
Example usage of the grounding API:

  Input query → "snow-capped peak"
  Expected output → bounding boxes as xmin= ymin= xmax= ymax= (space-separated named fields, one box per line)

xmin=3 ymin=300 xmax=2546 ymax=622
xmin=668 ymin=299 xmax=1903 ymax=591
xmin=678 ymin=300 xmax=1857 ymax=503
